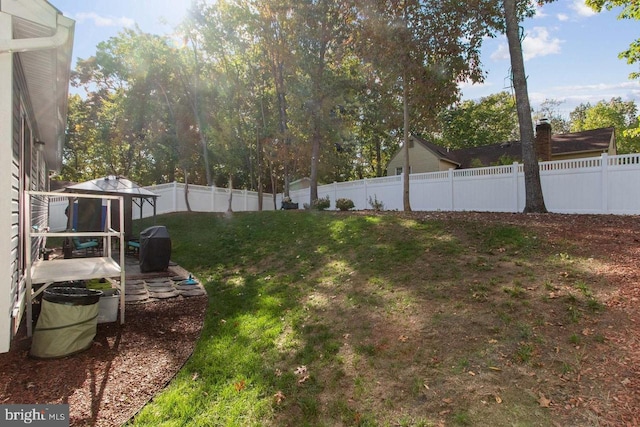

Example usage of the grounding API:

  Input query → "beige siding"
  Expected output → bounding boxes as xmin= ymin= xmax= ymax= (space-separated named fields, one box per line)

xmin=387 ymin=143 xmax=442 ymax=176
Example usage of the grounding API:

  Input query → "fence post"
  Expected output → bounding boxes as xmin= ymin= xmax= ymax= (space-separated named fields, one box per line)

xmin=211 ymin=185 xmax=215 ymax=212
xmin=244 ymin=189 xmax=248 ymax=212
xmin=363 ymin=178 xmax=368 ymax=210
xmin=512 ymin=162 xmax=519 ymax=213
xmin=601 ymin=153 xmax=608 ymax=214
xmin=172 ymin=181 xmax=178 ymax=213
xmin=334 ymin=182 xmax=338 ymax=208
xmin=448 ymin=169 xmax=454 ymax=211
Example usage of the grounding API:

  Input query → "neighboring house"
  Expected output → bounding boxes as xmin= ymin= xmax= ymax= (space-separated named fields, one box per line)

xmin=387 ymin=122 xmax=617 ymax=175
xmin=0 ymin=1 xmax=74 ymax=353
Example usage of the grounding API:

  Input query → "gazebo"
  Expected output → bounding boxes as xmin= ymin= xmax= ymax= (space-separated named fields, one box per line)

xmin=64 ymin=176 xmax=158 ymax=241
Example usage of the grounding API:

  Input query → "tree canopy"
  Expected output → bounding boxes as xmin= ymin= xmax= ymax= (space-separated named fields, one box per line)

xmin=61 ymin=0 xmax=639 ymax=203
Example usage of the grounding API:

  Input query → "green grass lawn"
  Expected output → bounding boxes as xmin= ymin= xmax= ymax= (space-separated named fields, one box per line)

xmin=127 ymin=211 xmax=612 ymax=426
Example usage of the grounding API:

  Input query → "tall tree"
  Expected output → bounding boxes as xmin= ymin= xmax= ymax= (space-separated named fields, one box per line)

xmin=297 ymin=0 xmax=357 ymax=205
xmin=503 ymin=0 xmax=547 ymax=213
xmin=357 ymin=0 xmax=499 ymax=211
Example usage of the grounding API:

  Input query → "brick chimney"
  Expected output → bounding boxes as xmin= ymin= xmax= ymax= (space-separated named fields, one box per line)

xmin=535 ymin=119 xmax=552 ymax=161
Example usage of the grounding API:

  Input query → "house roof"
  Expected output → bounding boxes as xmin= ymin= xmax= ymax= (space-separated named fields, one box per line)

xmin=1 ymin=1 xmax=75 ymax=172
xmin=413 ymin=127 xmax=615 ymax=169
xmin=550 ymin=127 xmax=615 ymax=154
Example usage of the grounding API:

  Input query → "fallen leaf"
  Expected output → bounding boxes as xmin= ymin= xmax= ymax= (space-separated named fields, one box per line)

xmin=468 ymin=371 xmax=476 ymax=376
xmin=354 ymin=412 xmax=362 ymax=424
xmin=298 ymin=375 xmax=310 ymax=384
xmin=488 ymin=339 xmax=498 ymax=344
xmin=234 ymin=380 xmax=246 ymax=392
xmin=192 ymin=372 xmax=199 ymax=381
xmin=488 ymin=366 xmax=502 ymax=371
xmin=442 ymin=398 xmax=453 ymax=404
xmin=538 ymin=393 xmax=552 ymax=408
xmin=294 ymin=366 xmax=308 ymax=375
xmin=398 ymin=335 xmax=409 ymax=342
xmin=273 ymin=391 xmax=285 ymax=404
xmin=495 ymin=395 xmax=502 ymax=404
xmin=275 ymin=368 xmax=282 ymax=377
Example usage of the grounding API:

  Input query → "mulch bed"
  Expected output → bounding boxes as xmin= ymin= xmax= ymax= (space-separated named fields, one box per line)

xmin=0 ymin=294 xmax=207 ymax=426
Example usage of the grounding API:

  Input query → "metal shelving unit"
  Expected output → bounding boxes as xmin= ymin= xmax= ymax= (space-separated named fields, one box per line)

xmin=25 ymin=191 xmax=126 ymax=337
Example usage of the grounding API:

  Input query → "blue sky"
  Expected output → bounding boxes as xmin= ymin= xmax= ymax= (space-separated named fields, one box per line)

xmin=54 ymin=0 xmax=639 ymax=118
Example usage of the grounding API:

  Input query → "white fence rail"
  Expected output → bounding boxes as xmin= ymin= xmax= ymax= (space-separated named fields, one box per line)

xmin=48 ymin=183 xmax=276 ymax=232
xmin=290 ymin=153 xmax=640 ymax=215
xmin=48 ymin=153 xmax=640 ymax=231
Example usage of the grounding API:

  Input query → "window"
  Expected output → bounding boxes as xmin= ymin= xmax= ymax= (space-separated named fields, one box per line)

xmin=396 ymin=167 xmax=411 ymax=176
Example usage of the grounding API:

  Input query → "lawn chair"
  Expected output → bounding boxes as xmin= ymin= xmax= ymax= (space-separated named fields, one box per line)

xmin=127 ymin=240 xmax=140 ymax=257
xmin=72 ymin=234 xmax=99 ymax=256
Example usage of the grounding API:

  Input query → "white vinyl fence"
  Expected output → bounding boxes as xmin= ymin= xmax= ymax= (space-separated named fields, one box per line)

xmin=48 ymin=183 xmax=276 ymax=232
xmin=48 ymin=153 xmax=640 ymax=231
xmin=289 ymin=153 xmax=640 ymax=215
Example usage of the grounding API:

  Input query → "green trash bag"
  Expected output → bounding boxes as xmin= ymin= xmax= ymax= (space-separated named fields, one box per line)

xmin=30 ymin=287 xmax=102 ymax=358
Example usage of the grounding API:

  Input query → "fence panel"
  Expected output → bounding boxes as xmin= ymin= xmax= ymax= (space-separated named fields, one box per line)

xmin=287 ymin=154 xmax=640 ymax=215
xmin=49 ymin=154 xmax=640 ymax=230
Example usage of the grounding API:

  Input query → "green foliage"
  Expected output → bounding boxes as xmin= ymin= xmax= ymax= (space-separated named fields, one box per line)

xmin=435 ymin=91 xmax=519 ymax=149
xmin=335 ymin=198 xmax=355 ymax=211
xmin=312 ymin=196 xmax=331 ymax=211
xmin=570 ymin=97 xmax=640 ymax=153
xmin=491 ymin=154 xmax=518 ymax=166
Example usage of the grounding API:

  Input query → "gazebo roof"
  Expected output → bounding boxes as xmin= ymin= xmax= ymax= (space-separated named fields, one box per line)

xmin=64 ymin=176 xmax=158 ymax=199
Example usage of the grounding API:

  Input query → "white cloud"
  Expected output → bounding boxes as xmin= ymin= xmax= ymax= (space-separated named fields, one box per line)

xmin=569 ymin=0 xmax=596 ymax=17
xmin=522 ymin=27 xmax=563 ymax=60
xmin=490 ymin=27 xmax=563 ymax=62
xmin=557 ymin=13 xmax=569 ymax=22
xmin=529 ymin=81 xmax=640 ymax=114
xmin=74 ymin=12 xmax=135 ymax=28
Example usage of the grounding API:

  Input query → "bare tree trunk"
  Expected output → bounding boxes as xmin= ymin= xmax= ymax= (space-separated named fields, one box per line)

xmin=310 ymin=130 xmax=321 ymax=205
xmin=257 ymin=133 xmax=263 ymax=211
xmin=227 ymin=173 xmax=233 ymax=213
xmin=271 ymin=164 xmax=277 ymax=210
xmin=402 ymin=70 xmax=412 ymax=212
xmin=504 ymin=0 xmax=547 ymax=213
xmin=183 ymin=168 xmax=192 ymax=212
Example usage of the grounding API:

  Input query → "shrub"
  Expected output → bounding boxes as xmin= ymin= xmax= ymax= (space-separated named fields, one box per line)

xmin=368 ymin=195 xmax=384 ymax=211
xmin=312 ymin=196 xmax=331 ymax=211
xmin=336 ymin=198 xmax=355 ymax=211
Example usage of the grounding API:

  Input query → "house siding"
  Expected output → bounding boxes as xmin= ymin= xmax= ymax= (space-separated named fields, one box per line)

xmin=1 ymin=11 xmax=16 ymax=352
xmin=387 ymin=143 xmax=442 ymax=176
xmin=10 ymin=58 xmax=23 ymax=342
